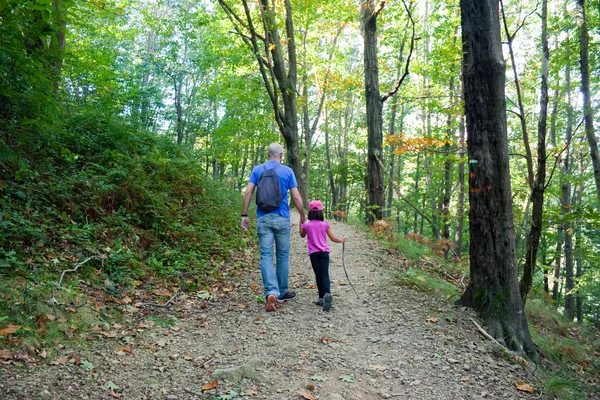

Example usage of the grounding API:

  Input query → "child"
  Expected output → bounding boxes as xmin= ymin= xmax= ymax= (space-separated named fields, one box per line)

xmin=299 ymin=200 xmax=346 ymax=312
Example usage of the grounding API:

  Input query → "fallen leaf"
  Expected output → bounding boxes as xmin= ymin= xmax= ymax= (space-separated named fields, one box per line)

xmin=299 ymin=354 xmax=309 ymax=359
xmin=258 ymin=330 xmax=267 ymax=334
xmin=120 ymin=297 xmax=132 ymax=305
xmin=50 ymin=357 xmax=68 ymax=365
xmin=38 ymin=350 xmax=47 ymax=359
xmin=255 ymin=316 xmax=263 ymax=322
xmin=0 ymin=324 xmax=21 ymax=335
xmin=117 ymin=346 xmax=132 ymax=354
xmin=35 ymin=314 xmax=48 ymax=329
xmin=73 ymin=355 xmax=81 ymax=365
xmin=13 ymin=351 xmax=35 ymax=363
xmin=145 ymin=345 xmax=157 ymax=350
xmin=427 ymin=317 xmax=439 ymax=323
xmin=108 ymin=391 xmax=121 ymax=399
xmin=238 ymin=303 xmax=249 ymax=309
xmin=249 ymin=283 xmax=260 ymax=293
xmin=298 ymin=391 xmax=318 ymax=400
xmin=184 ymin=356 xmax=192 ymax=361
xmin=515 ymin=380 xmax=534 ymax=393
xmin=201 ymin=379 xmax=219 ymax=390
xmin=0 ymin=349 xmax=12 ymax=360
xmin=99 ymin=331 xmax=118 ymax=338
xmin=137 ymin=322 xmax=149 ymax=329
xmin=153 ymin=289 xmax=171 ymax=296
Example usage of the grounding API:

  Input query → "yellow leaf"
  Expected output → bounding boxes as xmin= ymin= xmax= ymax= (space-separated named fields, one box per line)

xmin=515 ymin=380 xmax=534 ymax=393
xmin=298 ymin=391 xmax=318 ymax=400
xmin=0 ymin=324 xmax=20 ymax=335
xmin=567 ymin=228 xmax=573 ymax=236
xmin=269 ymin=43 xmax=276 ymax=50
xmin=202 ymin=379 xmax=219 ymax=390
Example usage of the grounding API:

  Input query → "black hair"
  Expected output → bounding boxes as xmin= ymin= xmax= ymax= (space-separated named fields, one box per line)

xmin=308 ymin=209 xmax=324 ymax=221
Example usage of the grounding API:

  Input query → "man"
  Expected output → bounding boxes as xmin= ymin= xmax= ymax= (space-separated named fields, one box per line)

xmin=241 ymin=143 xmax=306 ymax=312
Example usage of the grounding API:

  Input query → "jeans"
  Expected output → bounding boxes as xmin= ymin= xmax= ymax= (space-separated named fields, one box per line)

xmin=256 ymin=213 xmax=291 ymax=298
xmin=309 ymin=251 xmax=330 ymax=298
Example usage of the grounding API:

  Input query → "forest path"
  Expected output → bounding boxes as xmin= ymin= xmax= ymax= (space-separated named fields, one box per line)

xmin=1 ymin=216 xmax=536 ymax=400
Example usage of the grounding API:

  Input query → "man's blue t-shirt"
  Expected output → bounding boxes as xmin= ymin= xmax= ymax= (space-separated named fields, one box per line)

xmin=249 ymin=160 xmax=298 ymax=218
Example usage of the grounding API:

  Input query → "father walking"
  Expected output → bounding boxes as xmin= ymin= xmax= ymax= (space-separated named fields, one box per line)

xmin=241 ymin=143 xmax=306 ymax=312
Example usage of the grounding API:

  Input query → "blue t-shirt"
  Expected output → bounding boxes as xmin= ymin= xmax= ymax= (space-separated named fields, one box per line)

xmin=249 ymin=160 xmax=298 ymax=218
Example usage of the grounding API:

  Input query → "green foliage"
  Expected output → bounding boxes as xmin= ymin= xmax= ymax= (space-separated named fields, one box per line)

xmin=398 ymin=267 xmax=458 ymax=298
xmin=543 ymin=375 xmax=584 ymax=400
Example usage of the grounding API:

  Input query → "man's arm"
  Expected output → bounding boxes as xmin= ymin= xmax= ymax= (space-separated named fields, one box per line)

xmin=289 ymin=187 xmax=306 ymax=225
xmin=241 ymin=182 xmax=255 ymax=230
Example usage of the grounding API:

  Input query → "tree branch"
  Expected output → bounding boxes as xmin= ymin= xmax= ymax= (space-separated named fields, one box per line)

xmin=381 ymin=0 xmax=415 ymax=103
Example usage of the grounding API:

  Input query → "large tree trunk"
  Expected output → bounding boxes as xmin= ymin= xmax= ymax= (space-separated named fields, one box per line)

xmin=519 ymin=0 xmax=549 ymax=304
xmin=362 ymin=0 xmax=385 ymax=224
xmin=457 ymin=0 xmax=535 ymax=356
xmin=576 ymin=0 xmax=600 ymax=205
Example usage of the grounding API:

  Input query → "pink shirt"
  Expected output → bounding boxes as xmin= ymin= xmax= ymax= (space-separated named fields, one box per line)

xmin=302 ymin=220 xmax=331 ymax=255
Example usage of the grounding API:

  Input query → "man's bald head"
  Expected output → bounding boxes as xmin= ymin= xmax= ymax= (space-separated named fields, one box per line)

xmin=267 ymin=143 xmax=284 ymax=159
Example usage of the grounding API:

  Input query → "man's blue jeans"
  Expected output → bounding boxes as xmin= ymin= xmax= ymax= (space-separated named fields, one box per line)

xmin=256 ymin=213 xmax=291 ymax=298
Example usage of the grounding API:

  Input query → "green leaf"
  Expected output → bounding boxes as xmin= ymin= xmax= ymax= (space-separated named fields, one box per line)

xmin=310 ymin=375 xmax=328 ymax=382
xmin=104 ymin=381 xmax=120 ymax=391
xmin=80 ymin=360 xmax=94 ymax=370
xmin=340 ymin=375 xmax=354 ymax=383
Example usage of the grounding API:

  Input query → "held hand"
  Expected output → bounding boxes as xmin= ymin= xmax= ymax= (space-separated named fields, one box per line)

xmin=241 ymin=216 xmax=250 ymax=231
xmin=300 ymin=214 xmax=307 ymax=225
xmin=341 ymin=236 xmax=347 ymax=243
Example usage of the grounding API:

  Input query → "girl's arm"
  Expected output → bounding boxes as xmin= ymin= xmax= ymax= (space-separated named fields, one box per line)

xmin=299 ymin=224 xmax=306 ymax=238
xmin=326 ymin=228 xmax=346 ymax=243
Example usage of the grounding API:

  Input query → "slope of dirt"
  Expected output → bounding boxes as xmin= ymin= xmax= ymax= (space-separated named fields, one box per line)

xmin=0 ymin=215 xmax=543 ymax=400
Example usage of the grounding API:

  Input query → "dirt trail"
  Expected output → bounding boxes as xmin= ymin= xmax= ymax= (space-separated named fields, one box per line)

xmin=0 ymin=216 xmax=537 ymax=400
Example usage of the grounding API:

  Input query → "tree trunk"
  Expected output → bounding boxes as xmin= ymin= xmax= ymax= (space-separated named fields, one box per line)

xmin=454 ymin=86 xmax=466 ymax=258
xmin=362 ymin=0 xmax=385 ymax=224
xmin=574 ymin=148 xmax=585 ymax=321
xmin=52 ymin=0 xmax=67 ymax=91
xmin=324 ymin=107 xmax=337 ymax=211
xmin=413 ymin=153 xmax=421 ymax=233
xmin=457 ymin=0 xmax=535 ymax=355
xmin=576 ymin=0 xmax=600 ymax=206
xmin=519 ymin=0 xmax=549 ymax=304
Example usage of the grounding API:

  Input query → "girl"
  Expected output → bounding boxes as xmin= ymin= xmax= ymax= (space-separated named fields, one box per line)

xmin=299 ymin=200 xmax=346 ymax=312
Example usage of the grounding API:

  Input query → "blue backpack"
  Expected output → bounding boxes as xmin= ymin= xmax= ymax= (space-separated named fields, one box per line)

xmin=256 ymin=164 xmax=282 ymax=212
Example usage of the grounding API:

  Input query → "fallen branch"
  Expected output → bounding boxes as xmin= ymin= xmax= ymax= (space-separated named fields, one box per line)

xmin=469 ymin=317 xmax=510 ymax=354
xmin=140 ymin=288 xmax=180 ymax=308
xmin=50 ymin=255 xmax=104 ymax=316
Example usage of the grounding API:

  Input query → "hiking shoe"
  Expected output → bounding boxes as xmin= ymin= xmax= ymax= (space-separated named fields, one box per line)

xmin=277 ymin=291 xmax=296 ymax=303
xmin=265 ymin=294 xmax=277 ymax=312
xmin=323 ymin=293 xmax=332 ymax=312
xmin=314 ymin=297 xmax=323 ymax=306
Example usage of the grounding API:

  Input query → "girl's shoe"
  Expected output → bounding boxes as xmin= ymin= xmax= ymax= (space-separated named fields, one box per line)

xmin=314 ymin=297 xmax=323 ymax=306
xmin=322 ymin=293 xmax=332 ymax=312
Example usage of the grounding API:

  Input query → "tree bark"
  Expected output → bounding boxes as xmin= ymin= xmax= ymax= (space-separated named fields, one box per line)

xmin=576 ymin=0 xmax=600 ymax=206
xmin=458 ymin=0 xmax=535 ymax=356
xmin=362 ymin=0 xmax=385 ymax=224
xmin=519 ymin=0 xmax=549 ymax=304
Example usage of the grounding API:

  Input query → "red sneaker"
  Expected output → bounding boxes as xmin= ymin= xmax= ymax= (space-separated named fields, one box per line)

xmin=265 ymin=294 xmax=277 ymax=312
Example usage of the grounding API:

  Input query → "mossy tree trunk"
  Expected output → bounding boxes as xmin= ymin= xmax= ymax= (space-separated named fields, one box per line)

xmin=457 ymin=0 xmax=535 ymax=356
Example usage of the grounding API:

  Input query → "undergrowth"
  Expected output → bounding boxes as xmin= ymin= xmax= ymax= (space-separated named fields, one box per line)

xmin=0 ymin=108 xmax=249 ymax=350
xmin=368 ymin=219 xmax=600 ymax=399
